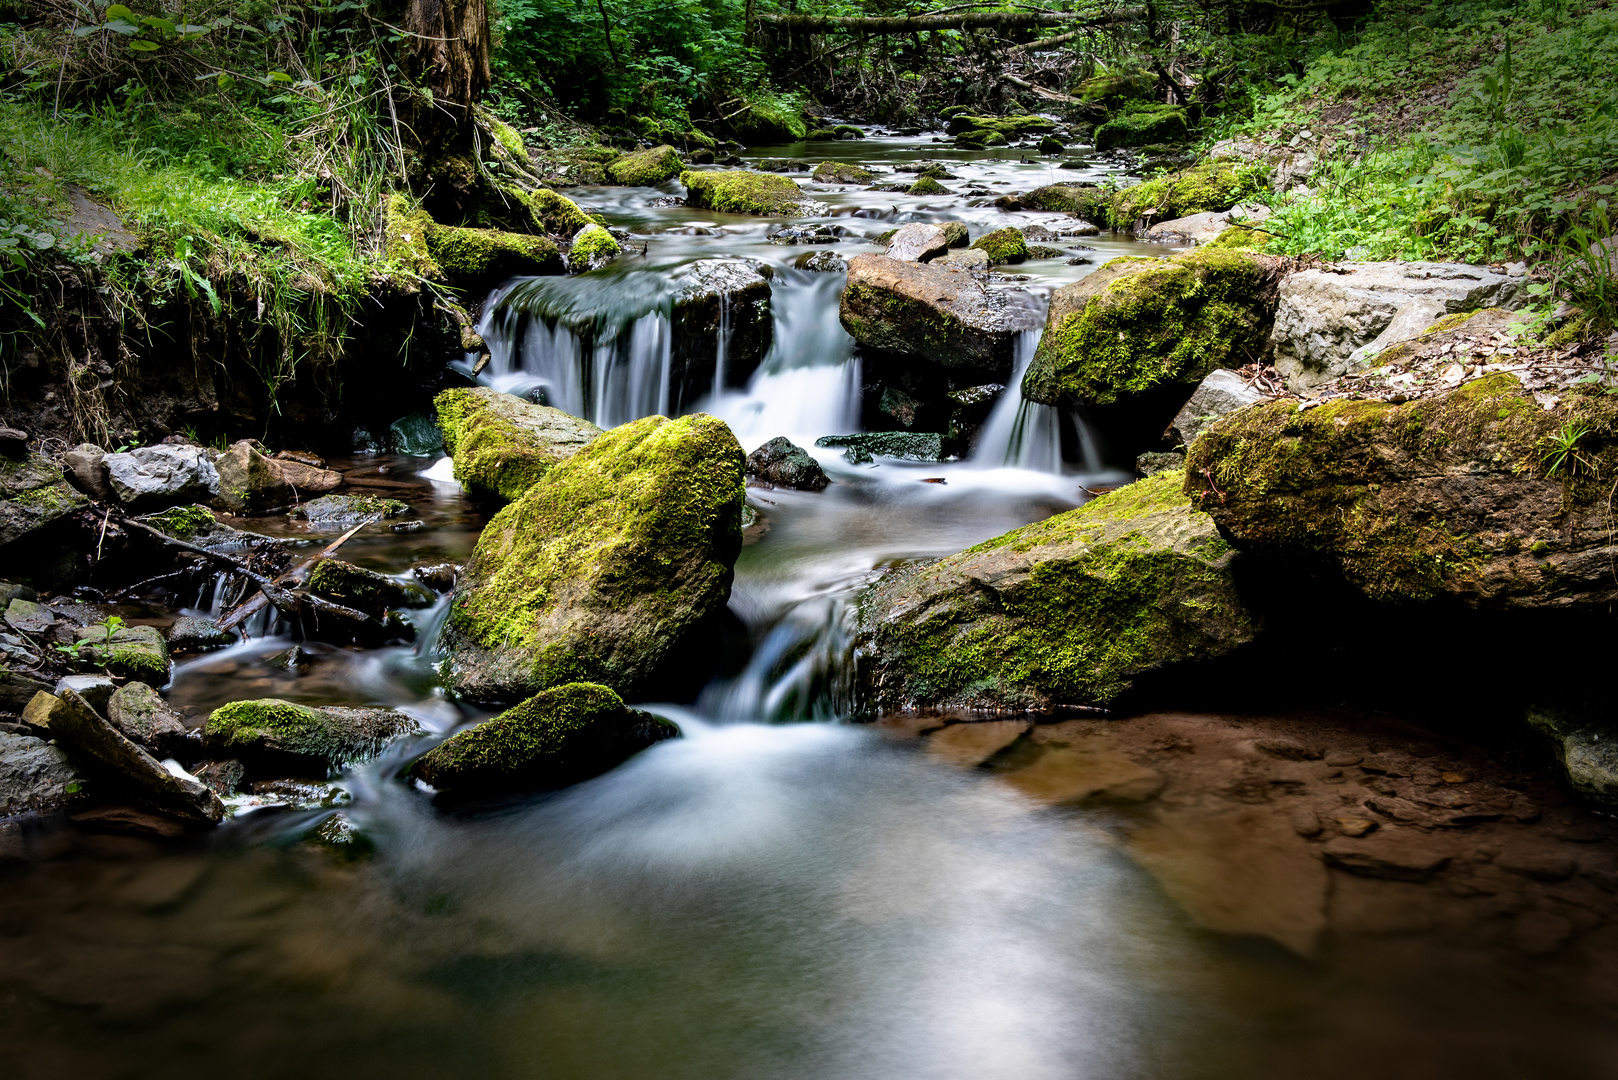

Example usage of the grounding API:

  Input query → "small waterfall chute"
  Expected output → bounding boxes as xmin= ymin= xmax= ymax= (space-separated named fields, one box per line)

xmin=972 ymin=329 xmax=1101 ymax=474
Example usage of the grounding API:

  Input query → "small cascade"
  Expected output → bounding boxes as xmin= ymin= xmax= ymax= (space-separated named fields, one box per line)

xmin=973 ymin=329 xmax=1099 ymax=473
xmin=698 ymin=596 xmax=856 ymax=723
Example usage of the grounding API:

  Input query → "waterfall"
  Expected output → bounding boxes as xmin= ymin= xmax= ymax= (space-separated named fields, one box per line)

xmin=972 ymin=329 xmax=1098 ymax=473
xmin=698 ymin=596 xmax=856 ymax=722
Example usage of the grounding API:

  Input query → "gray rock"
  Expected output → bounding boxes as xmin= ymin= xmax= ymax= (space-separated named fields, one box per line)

xmin=107 ymin=681 xmax=189 ymax=754
xmin=166 ymin=616 xmax=234 ymax=652
xmin=1269 ymin=261 xmax=1531 ymax=392
xmin=795 ymin=250 xmax=847 ymax=273
xmin=5 ymin=598 xmax=55 ymax=636
xmin=0 ymin=452 xmax=88 ymax=549
xmin=1141 ymin=203 xmax=1270 ymax=246
xmin=62 ymin=444 xmax=113 ymax=500
xmin=933 ymin=246 xmax=990 ymax=271
xmin=390 ymin=414 xmax=444 ymax=457
xmin=412 ymin=563 xmax=459 ymax=592
xmin=71 ymin=623 xmax=170 ymax=684
xmin=1208 ymin=137 xmax=1317 ymax=191
xmin=290 ymin=494 xmax=410 ymax=526
xmin=104 ymin=445 xmax=219 ymax=510
xmin=44 ymin=689 xmax=224 ymax=825
xmin=885 ymin=223 xmax=949 ymax=263
xmin=54 ymin=674 xmax=117 ymax=714
xmin=1136 ymin=450 xmax=1186 ymax=477
xmin=746 ymin=437 xmax=830 ymax=491
xmin=815 ymin=432 xmax=944 ymax=464
xmin=1528 ymin=705 xmax=1618 ymax=811
xmin=0 ymin=731 xmax=80 ymax=815
xmin=1168 ymin=369 xmax=1271 ymax=448
xmin=0 ymin=426 xmax=26 ymax=458
xmin=214 ymin=440 xmax=290 ymax=512
xmin=0 ymin=666 xmax=51 ymax=713
xmin=670 ymin=259 xmax=774 ymax=407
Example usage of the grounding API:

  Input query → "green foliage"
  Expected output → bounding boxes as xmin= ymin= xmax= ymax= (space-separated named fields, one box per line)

xmin=1541 ymin=420 xmax=1596 ymax=478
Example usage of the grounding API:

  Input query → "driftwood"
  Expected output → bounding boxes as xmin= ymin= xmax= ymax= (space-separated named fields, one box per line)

xmin=117 ymin=516 xmax=300 ymax=616
xmin=217 ymin=514 xmax=381 ymax=633
xmin=756 ymin=10 xmax=1135 ymax=33
xmin=1001 ymin=72 xmax=1083 ymax=103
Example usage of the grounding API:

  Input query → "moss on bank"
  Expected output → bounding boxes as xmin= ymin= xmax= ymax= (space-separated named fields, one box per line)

xmin=607 ymin=145 xmax=685 ymax=186
xmin=680 ymin=170 xmax=821 ymax=215
xmin=1111 ymin=161 xmax=1266 ymax=227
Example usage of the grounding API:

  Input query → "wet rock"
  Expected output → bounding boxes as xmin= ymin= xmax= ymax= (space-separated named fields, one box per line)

xmin=1254 ymin=737 xmax=1321 ymax=761
xmin=568 ymin=223 xmax=620 ymax=272
xmin=1291 ymin=807 xmax=1323 ymax=837
xmin=925 ymin=720 xmax=1032 ymax=768
xmin=855 ymin=471 xmax=1256 ymax=711
xmin=670 ymin=259 xmax=775 ymax=408
xmin=1526 ymin=705 xmax=1618 ymax=811
xmin=1136 ymin=450 xmax=1186 ymax=477
xmin=107 ymin=681 xmax=188 ymax=755
xmin=606 ymin=144 xmax=684 ymax=186
xmin=795 ymin=250 xmax=847 ymax=273
xmin=62 ymin=444 xmax=113 ymax=500
xmin=969 ymin=227 xmax=1028 ymax=265
xmin=1269 ymin=262 xmax=1530 ymax=392
xmin=1321 ymin=831 xmax=1451 ymax=881
xmin=907 ymin=176 xmax=951 ymax=196
xmin=103 ymin=445 xmax=219 ymax=511
xmin=1002 ymin=743 xmax=1164 ymax=803
xmin=1020 ymin=183 xmax=1109 ymax=221
xmin=442 ymin=413 xmax=745 ymax=704
xmin=934 ymin=247 xmax=990 ymax=272
xmin=410 ymin=682 xmax=677 ymax=802
xmin=191 ymin=758 xmax=242 ymax=797
xmin=746 ymin=437 xmax=830 ymax=491
xmin=1168 ymin=368 xmax=1271 ymax=449
xmin=811 ymin=161 xmax=875 ymax=184
xmin=884 ymin=223 xmax=949 ymax=263
xmin=205 ymin=698 xmax=424 ymax=779
xmin=71 ymin=624 xmax=169 ymax=684
xmin=752 ymin=158 xmax=811 ymax=173
xmin=53 ymin=675 xmax=116 ymax=714
xmin=5 ymin=598 xmax=55 ymax=636
xmin=767 ymin=223 xmax=847 ymax=245
xmin=815 ymin=432 xmax=943 ymax=464
xmin=0 ymin=731 xmax=80 ymax=814
xmin=939 ymin=221 xmax=969 ymax=248
xmin=214 ymin=440 xmax=290 ymax=513
xmin=275 ymin=457 xmax=342 ymax=498
xmin=839 ymin=255 xmax=1041 ymax=378
xmin=390 ymin=413 xmax=444 ymax=457
xmin=1184 ymin=374 xmax=1618 ymax=609
xmin=306 ymin=559 xmax=419 ymax=618
xmin=166 ymin=616 xmax=233 ymax=652
xmin=0 ymin=667 xmax=52 ymax=714
xmin=291 ymin=494 xmax=411 ymax=526
xmin=679 ymin=170 xmax=827 ymax=216
xmin=44 ymin=688 xmax=223 ymax=825
xmin=432 ymin=387 xmax=604 ymax=505
xmin=413 ymin=563 xmax=459 ymax=592
xmin=1 ymin=452 xmax=90 ymax=555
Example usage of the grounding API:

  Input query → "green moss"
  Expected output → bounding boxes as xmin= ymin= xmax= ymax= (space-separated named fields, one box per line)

xmin=970 ymin=227 xmax=1028 ymax=264
xmin=487 ymin=116 xmax=528 ymax=160
xmin=907 ymin=175 xmax=950 ymax=196
xmin=1020 ymin=184 xmax=1111 ymax=222
xmin=512 ymin=187 xmax=606 ymax=237
xmin=1094 ymin=105 xmax=1189 ymax=150
xmin=1204 ymin=224 xmax=1275 ymax=250
xmin=443 ymin=413 xmax=745 ymax=701
xmin=425 ymin=225 xmax=562 ymax=283
xmin=434 ymin=387 xmax=601 ymax=504
xmin=141 ymin=504 xmax=216 ymax=541
xmin=383 ymin=194 xmax=439 ymax=278
xmin=1022 ymin=248 xmax=1272 ymax=406
xmin=1111 ymin=161 xmax=1266 ymax=228
xmin=307 ymin=559 xmax=412 ymax=618
xmin=940 ymin=222 xmax=969 ymax=248
xmin=411 ymin=682 xmax=677 ymax=794
xmin=607 ymin=145 xmax=685 ymax=186
xmin=569 ymin=223 xmax=621 ymax=265
xmin=1077 ymin=73 xmax=1154 ymax=105
xmin=730 ymin=97 xmax=808 ymax=142
xmin=204 ymin=698 xmax=418 ymax=774
xmin=73 ymin=625 xmax=169 ymax=682
xmin=680 ymin=170 xmax=817 ymax=215
xmin=812 ymin=161 xmax=876 ymax=184
xmin=945 ymin=114 xmax=1057 ymax=137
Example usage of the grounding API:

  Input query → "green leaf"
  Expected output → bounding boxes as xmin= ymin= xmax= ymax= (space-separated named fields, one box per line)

xmin=126 ymin=37 xmax=159 ymax=50
xmin=267 ymin=70 xmax=294 ymax=82
xmin=103 ymin=17 xmax=140 ymax=33
xmin=104 ymin=3 xmax=135 ymax=19
xmin=141 ymin=15 xmax=176 ymax=32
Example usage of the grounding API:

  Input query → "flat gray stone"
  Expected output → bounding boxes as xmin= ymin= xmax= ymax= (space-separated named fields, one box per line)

xmin=104 ymin=445 xmax=219 ymax=510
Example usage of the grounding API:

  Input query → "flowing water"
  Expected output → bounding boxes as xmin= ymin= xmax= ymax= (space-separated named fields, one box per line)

xmin=3 ymin=137 xmax=1616 ymax=1080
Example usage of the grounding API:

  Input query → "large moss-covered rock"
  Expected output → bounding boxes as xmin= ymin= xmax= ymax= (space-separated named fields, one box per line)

xmin=442 ymin=413 xmax=746 ymax=704
xmin=970 ymin=227 xmax=1028 ymax=265
xmin=812 ymin=161 xmax=875 ymax=184
xmin=607 ymin=144 xmax=684 ymax=186
xmin=839 ymin=254 xmax=1041 ymax=378
xmin=1183 ymin=374 xmax=1618 ymax=608
xmin=410 ymin=682 xmax=677 ymax=800
xmin=510 ymin=187 xmax=603 ymax=237
xmin=729 ymin=99 xmax=808 ymax=143
xmin=680 ymin=170 xmax=826 ymax=216
xmin=434 ymin=386 xmax=602 ymax=504
xmin=205 ymin=698 xmax=424 ymax=778
xmin=944 ymin=114 xmax=1058 ymax=137
xmin=1019 ymin=184 xmax=1111 ymax=222
xmin=568 ymin=223 xmax=620 ymax=272
xmin=72 ymin=624 xmax=170 ymax=684
xmin=855 ymin=471 xmax=1255 ymax=712
xmin=1022 ymin=249 xmax=1274 ymax=418
xmin=427 ymin=225 xmax=563 ymax=287
xmin=306 ymin=559 xmax=420 ymax=618
xmin=0 ymin=452 xmax=87 ymax=550
xmin=1095 ymin=105 xmax=1189 ymax=149
xmin=1111 ymin=161 xmax=1266 ymax=230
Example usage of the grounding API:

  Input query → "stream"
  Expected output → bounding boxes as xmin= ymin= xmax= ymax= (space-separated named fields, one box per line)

xmin=2 ymin=136 xmax=1616 ymax=1080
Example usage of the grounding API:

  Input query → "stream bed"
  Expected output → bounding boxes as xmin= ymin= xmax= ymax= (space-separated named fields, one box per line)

xmin=2 ymin=136 xmax=1616 ymax=1080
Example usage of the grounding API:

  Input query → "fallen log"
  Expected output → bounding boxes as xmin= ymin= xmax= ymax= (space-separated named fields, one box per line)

xmin=117 ymin=516 xmax=300 ymax=617
xmin=217 ymin=514 xmax=380 ymax=633
xmin=757 ymin=10 xmax=1136 ymax=33
xmin=1002 ymin=72 xmax=1084 ymax=103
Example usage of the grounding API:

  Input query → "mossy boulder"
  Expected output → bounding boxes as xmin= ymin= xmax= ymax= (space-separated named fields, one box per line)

xmin=205 ymin=698 xmax=424 ymax=779
xmin=106 ymin=681 xmax=187 ymax=755
xmin=1111 ymin=161 xmax=1266 ymax=229
xmin=307 ymin=559 xmax=420 ymax=618
xmin=680 ymin=170 xmax=826 ymax=216
xmin=434 ymin=386 xmax=602 ymax=504
xmin=812 ymin=161 xmax=876 ymax=184
xmin=1183 ymin=374 xmax=1618 ymax=608
xmin=139 ymin=504 xmax=217 ymax=542
xmin=838 ymin=255 xmax=1042 ymax=378
xmin=855 ymin=471 xmax=1255 ymax=712
xmin=383 ymin=194 xmax=438 ymax=277
xmin=607 ymin=144 xmax=684 ymax=186
xmin=0 ymin=452 xmax=88 ymax=558
xmin=1019 ymin=184 xmax=1110 ymax=222
xmin=729 ymin=100 xmax=808 ymax=143
xmin=442 ymin=413 xmax=746 ymax=704
xmin=426 ymin=225 xmax=563 ymax=288
xmin=291 ymin=494 xmax=410 ymax=526
xmin=945 ymin=114 xmax=1058 ymax=137
xmin=1077 ymin=73 xmax=1154 ymax=106
xmin=907 ymin=175 xmax=951 ymax=196
xmin=970 ymin=227 xmax=1028 ymax=265
xmin=73 ymin=624 xmax=169 ymax=684
xmin=410 ymin=682 xmax=677 ymax=801
xmin=1095 ymin=105 xmax=1189 ymax=150
xmin=568 ymin=223 xmax=621 ymax=272
xmin=510 ymin=187 xmax=605 ymax=237
xmin=1022 ymin=249 xmax=1274 ymax=425
xmin=940 ymin=221 xmax=970 ymax=248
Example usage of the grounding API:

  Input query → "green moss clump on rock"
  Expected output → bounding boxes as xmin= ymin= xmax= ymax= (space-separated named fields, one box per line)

xmin=141 ymin=504 xmax=216 ymax=541
xmin=970 ymin=227 xmax=1028 ymax=265
xmin=945 ymin=114 xmax=1058 ymax=137
xmin=307 ymin=559 xmax=415 ymax=618
xmin=855 ymin=470 xmax=1255 ymax=711
xmin=434 ymin=387 xmax=602 ymax=504
xmin=680 ymin=170 xmax=821 ymax=215
xmin=1022 ymin=248 xmax=1274 ymax=406
xmin=206 ymin=698 xmax=423 ymax=778
xmin=812 ymin=161 xmax=876 ymax=184
xmin=569 ymin=223 xmax=621 ymax=271
xmin=410 ymin=682 xmax=678 ymax=800
xmin=1111 ymin=161 xmax=1266 ymax=228
xmin=907 ymin=175 xmax=950 ymax=196
xmin=607 ymin=144 xmax=685 ymax=186
xmin=74 ymin=624 xmax=169 ymax=683
xmin=1095 ymin=105 xmax=1189 ymax=150
xmin=512 ymin=187 xmax=605 ymax=237
xmin=442 ymin=412 xmax=746 ymax=703
xmin=426 ymin=225 xmax=563 ymax=286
